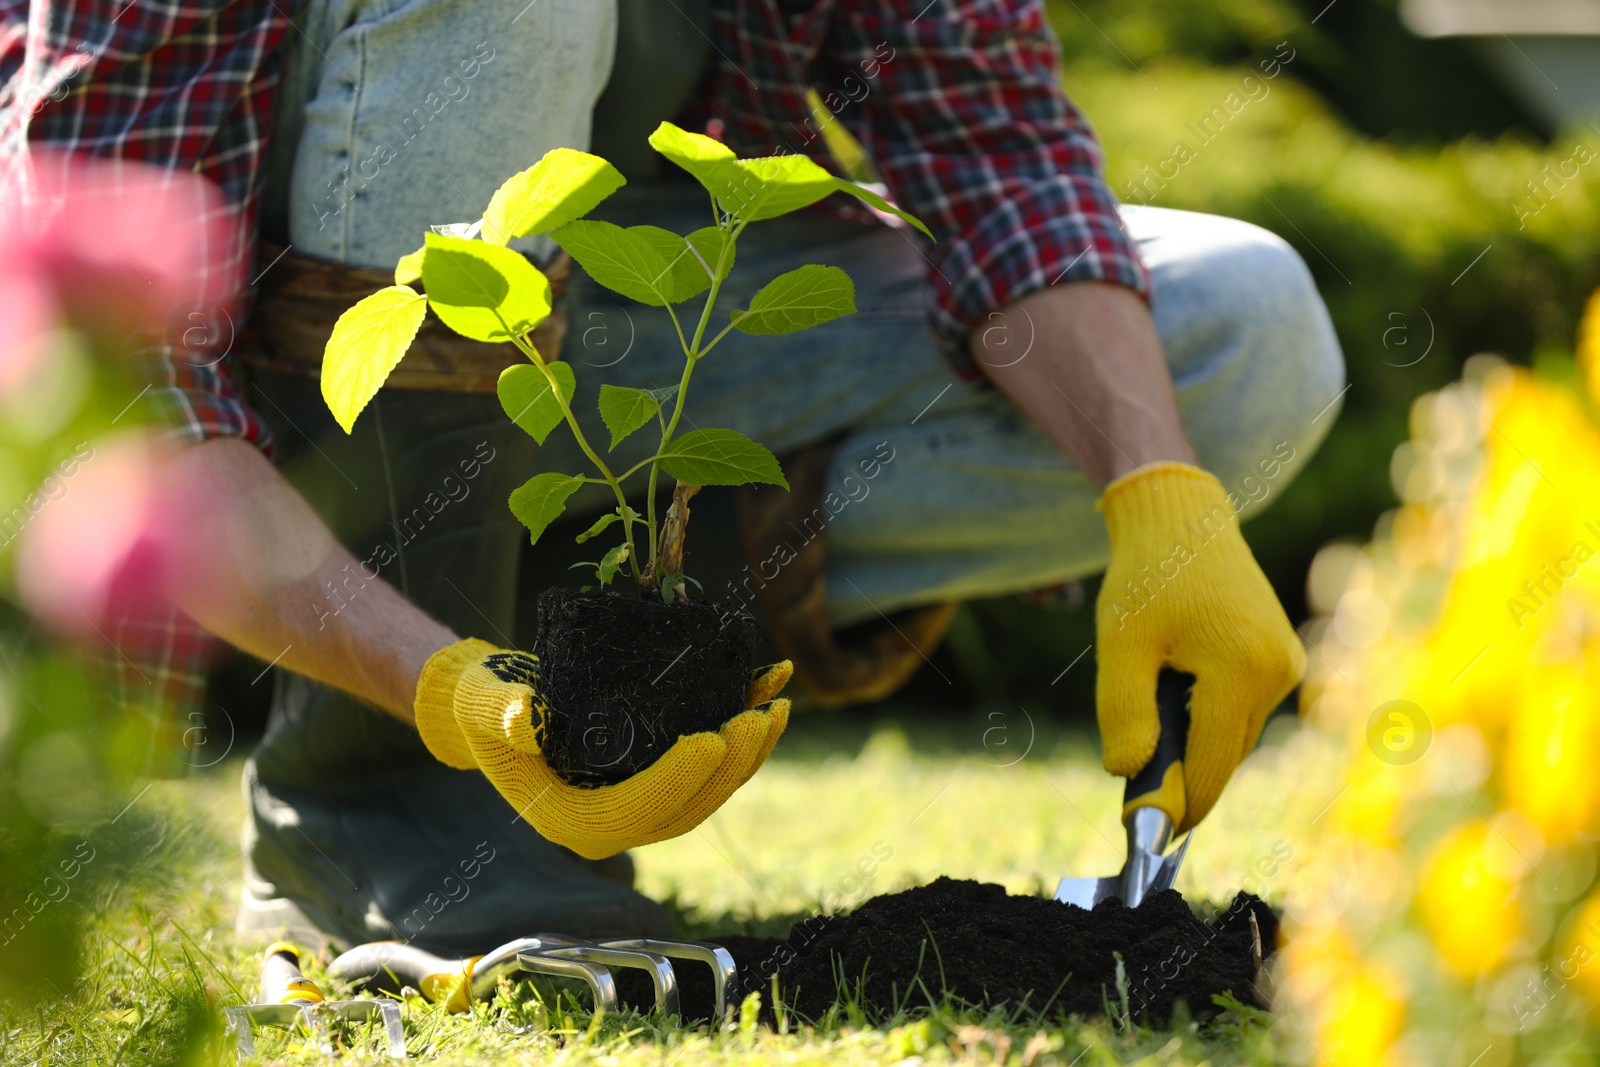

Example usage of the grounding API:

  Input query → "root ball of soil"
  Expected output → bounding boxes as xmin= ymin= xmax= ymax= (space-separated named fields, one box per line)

xmin=534 ymin=588 xmax=759 ymax=784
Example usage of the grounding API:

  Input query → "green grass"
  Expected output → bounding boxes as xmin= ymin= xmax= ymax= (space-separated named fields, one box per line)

xmin=0 ymin=710 xmax=1345 ymax=1066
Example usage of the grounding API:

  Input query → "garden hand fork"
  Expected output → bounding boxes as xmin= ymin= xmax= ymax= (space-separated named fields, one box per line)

xmin=1055 ymin=669 xmax=1194 ymax=909
xmin=326 ymin=933 xmax=739 ymax=1019
xmin=224 ymin=942 xmax=406 ymax=1058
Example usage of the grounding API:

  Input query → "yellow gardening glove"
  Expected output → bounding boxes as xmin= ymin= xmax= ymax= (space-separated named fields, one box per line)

xmin=1096 ymin=462 xmax=1306 ymax=834
xmin=414 ymin=638 xmax=791 ymax=859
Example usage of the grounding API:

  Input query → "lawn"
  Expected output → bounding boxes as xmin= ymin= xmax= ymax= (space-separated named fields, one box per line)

xmin=1 ymin=707 xmax=1345 ymax=1066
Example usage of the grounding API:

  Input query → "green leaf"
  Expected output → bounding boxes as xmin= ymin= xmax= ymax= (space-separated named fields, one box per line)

xmin=629 ymin=225 xmax=737 ymax=304
xmin=320 ymin=286 xmax=428 ymax=434
xmin=575 ymin=514 xmax=617 ymax=544
xmin=421 ymin=233 xmax=507 ymax=306
xmin=733 ymin=265 xmax=856 ymax=335
xmin=509 ymin=472 xmax=583 ymax=546
xmin=684 ymin=223 xmax=739 ymax=294
xmin=650 ymin=123 xmax=837 ymax=222
xmin=497 ymin=361 xmax=575 ymax=444
xmin=596 ymin=542 xmax=630 ymax=586
xmin=395 ymin=246 xmax=425 ymax=285
xmin=658 ymin=428 xmax=788 ymax=488
xmin=575 ymin=506 xmax=641 ymax=544
xmin=482 ymin=148 xmax=626 ymax=245
xmin=597 ymin=384 xmax=661 ymax=450
xmin=831 ymin=179 xmax=934 ymax=239
xmin=549 ymin=220 xmax=675 ymax=307
xmin=630 ymin=226 xmax=715 ymax=304
xmin=710 ymin=156 xmax=837 ymax=222
xmin=686 ymin=226 xmax=735 ymax=280
xmin=421 ymin=233 xmax=552 ymax=342
xmin=648 ymin=121 xmax=736 ymax=189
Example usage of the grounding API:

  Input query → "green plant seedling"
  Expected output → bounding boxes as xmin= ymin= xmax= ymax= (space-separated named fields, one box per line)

xmin=320 ymin=122 xmax=929 ymax=600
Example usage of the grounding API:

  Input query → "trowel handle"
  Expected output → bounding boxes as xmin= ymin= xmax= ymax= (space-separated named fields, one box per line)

xmin=260 ymin=942 xmax=324 ymax=1005
xmin=1121 ymin=669 xmax=1194 ymax=827
xmin=329 ymin=941 xmax=479 ymax=1013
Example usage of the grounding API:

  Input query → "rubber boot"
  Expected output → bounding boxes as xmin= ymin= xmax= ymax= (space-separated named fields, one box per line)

xmin=235 ymin=368 xmax=673 ymax=953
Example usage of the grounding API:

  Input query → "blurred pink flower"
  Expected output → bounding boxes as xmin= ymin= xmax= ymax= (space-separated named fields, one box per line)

xmin=2 ymin=152 xmax=245 ymax=641
xmin=0 ymin=150 xmax=243 ymax=393
xmin=14 ymin=433 xmax=180 ymax=637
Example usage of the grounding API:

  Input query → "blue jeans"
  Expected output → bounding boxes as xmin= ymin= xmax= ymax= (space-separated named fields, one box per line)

xmin=543 ymin=187 xmax=1346 ymax=627
xmin=261 ymin=0 xmax=616 ymax=265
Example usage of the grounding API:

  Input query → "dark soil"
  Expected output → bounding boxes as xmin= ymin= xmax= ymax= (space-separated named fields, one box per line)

xmin=534 ymin=587 xmax=759 ymax=784
xmin=630 ymin=879 xmax=1274 ymax=1025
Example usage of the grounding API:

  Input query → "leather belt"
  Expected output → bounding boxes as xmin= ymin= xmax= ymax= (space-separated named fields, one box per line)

xmin=236 ymin=241 xmax=570 ymax=392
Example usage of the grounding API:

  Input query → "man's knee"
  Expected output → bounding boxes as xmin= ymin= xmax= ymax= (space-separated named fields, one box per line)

xmin=1251 ymin=226 xmax=1339 ymax=375
xmin=1238 ymin=228 xmax=1344 ymax=471
xmin=1195 ymin=216 xmax=1343 ymax=395
xmin=1160 ymin=214 xmax=1345 ymax=512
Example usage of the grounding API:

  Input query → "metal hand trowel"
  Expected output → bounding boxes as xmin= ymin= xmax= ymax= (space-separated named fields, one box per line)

xmin=1055 ymin=669 xmax=1194 ymax=909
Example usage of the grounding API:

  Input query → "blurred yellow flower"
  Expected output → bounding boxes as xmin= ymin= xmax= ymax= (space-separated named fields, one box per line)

xmin=1329 ymin=759 xmax=1406 ymax=847
xmin=1503 ymin=660 xmax=1600 ymax=842
xmin=1418 ymin=820 xmax=1522 ymax=978
xmin=1292 ymin=925 xmax=1407 ymax=1067
xmin=1323 ymin=966 xmax=1406 ymax=1067
xmin=1288 ymin=294 xmax=1600 ymax=1063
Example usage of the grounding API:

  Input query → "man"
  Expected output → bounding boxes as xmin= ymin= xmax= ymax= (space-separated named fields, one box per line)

xmin=2 ymin=0 xmax=1343 ymax=950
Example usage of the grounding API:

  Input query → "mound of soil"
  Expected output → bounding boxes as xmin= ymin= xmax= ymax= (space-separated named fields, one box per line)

xmin=534 ymin=587 xmax=758 ymax=784
xmin=642 ymin=879 xmax=1273 ymax=1025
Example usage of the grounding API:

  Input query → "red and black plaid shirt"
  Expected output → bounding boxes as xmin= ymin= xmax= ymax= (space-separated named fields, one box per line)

xmin=2 ymin=0 xmax=1149 ymax=724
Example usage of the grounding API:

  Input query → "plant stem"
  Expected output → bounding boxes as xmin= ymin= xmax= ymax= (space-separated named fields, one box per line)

xmin=644 ymin=218 xmax=747 ymax=583
xmin=642 ymin=305 xmax=686 ymax=585
xmin=695 ymin=316 xmax=741 ymax=359
xmin=656 ymin=482 xmax=701 ymax=598
xmin=509 ymin=330 xmax=641 ymax=579
xmin=644 ymin=353 xmax=698 ymax=584
xmin=662 ymin=300 xmax=688 ymax=360
xmin=686 ymin=218 xmax=747 ymax=356
xmin=616 ymin=453 xmax=664 ymax=482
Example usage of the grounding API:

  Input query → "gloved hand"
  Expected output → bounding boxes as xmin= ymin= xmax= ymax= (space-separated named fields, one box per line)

xmin=1095 ymin=462 xmax=1305 ymax=833
xmin=414 ymin=638 xmax=791 ymax=859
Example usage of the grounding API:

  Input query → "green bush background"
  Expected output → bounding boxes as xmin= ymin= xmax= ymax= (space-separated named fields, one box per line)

xmin=939 ymin=0 xmax=1600 ymax=710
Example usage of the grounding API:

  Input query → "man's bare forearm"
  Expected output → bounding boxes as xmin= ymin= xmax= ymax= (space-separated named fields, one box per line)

xmin=973 ymin=282 xmax=1194 ymax=489
xmin=168 ymin=437 xmax=456 ymax=723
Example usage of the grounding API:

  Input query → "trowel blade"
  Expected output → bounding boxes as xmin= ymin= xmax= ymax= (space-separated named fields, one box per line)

xmin=1052 ymin=832 xmax=1193 ymax=908
xmin=1149 ymin=830 xmax=1191 ymax=893
xmin=1052 ymin=875 xmax=1121 ymax=909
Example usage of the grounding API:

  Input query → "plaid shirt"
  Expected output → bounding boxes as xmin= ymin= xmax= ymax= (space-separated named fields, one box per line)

xmin=711 ymin=0 xmax=1150 ymax=370
xmin=2 ymin=0 xmax=1148 ymax=728
xmin=1 ymin=0 xmax=286 ymax=451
